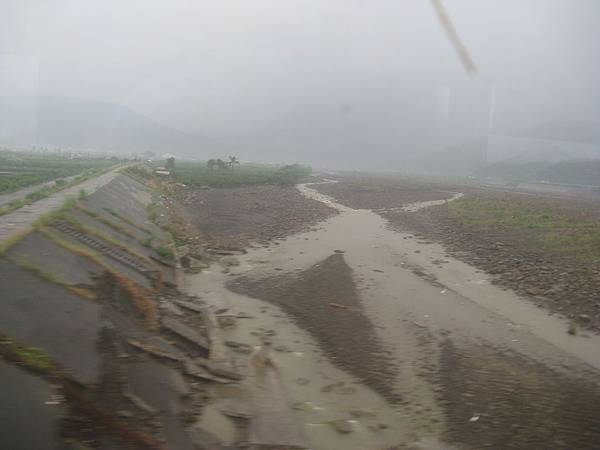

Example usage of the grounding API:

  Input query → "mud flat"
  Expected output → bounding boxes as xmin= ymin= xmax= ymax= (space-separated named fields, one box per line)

xmin=180 ymin=261 xmax=425 ymax=450
xmin=180 ymin=178 xmax=600 ymax=449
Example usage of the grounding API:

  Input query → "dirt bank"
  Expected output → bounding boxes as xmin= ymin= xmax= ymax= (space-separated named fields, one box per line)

xmin=174 ymin=184 xmax=337 ymax=248
xmin=227 ymin=253 xmax=399 ymax=403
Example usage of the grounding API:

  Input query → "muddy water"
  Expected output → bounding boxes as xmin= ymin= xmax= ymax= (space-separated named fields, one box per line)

xmin=182 ymin=181 xmax=600 ymax=449
xmin=181 ymin=273 xmax=418 ymax=450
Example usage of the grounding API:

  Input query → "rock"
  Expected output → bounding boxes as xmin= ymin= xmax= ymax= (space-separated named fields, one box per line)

xmin=220 ymin=256 xmax=240 ymax=267
xmin=182 ymin=256 xmax=210 ymax=273
xmin=349 ymin=408 xmax=376 ymax=418
xmin=174 ymin=299 xmax=205 ymax=314
xmin=117 ymin=410 xmax=133 ymax=418
xmin=578 ymin=314 xmax=591 ymax=322
xmin=162 ymin=317 xmax=210 ymax=352
xmin=330 ymin=419 xmax=353 ymax=434
xmin=225 ymin=340 xmax=253 ymax=354
xmin=217 ymin=316 xmax=237 ymax=328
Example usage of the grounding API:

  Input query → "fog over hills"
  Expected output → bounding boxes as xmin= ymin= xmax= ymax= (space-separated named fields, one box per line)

xmin=2 ymin=0 xmax=599 ymax=170
xmin=0 ymin=95 xmax=211 ymax=155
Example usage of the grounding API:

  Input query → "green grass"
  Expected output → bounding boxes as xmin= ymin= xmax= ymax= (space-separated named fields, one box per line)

xmin=146 ymin=203 xmax=160 ymax=222
xmin=17 ymin=261 xmax=60 ymax=284
xmin=0 ymin=337 xmax=53 ymax=372
xmin=475 ymin=159 xmax=600 ymax=185
xmin=140 ymin=236 xmax=154 ymax=248
xmin=0 ymin=229 xmax=33 ymax=256
xmin=98 ymin=206 xmax=153 ymax=235
xmin=58 ymin=215 xmax=155 ymax=265
xmin=0 ymin=149 xmax=114 ymax=194
xmin=171 ymin=162 xmax=312 ymax=188
xmin=78 ymin=207 xmax=136 ymax=239
xmin=103 ymin=207 xmax=119 ymax=217
xmin=449 ymin=196 xmax=600 ymax=261
xmin=0 ymin=165 xmax=114 ymax=217
xmin=155 ymin=244 xmax=174 ymax=260
xmin=32 ymin=197 xmax=76 ymax=227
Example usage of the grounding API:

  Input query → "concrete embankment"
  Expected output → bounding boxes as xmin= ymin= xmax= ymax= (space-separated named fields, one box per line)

xmin=0 ymin=171 xmax=236 ymax=449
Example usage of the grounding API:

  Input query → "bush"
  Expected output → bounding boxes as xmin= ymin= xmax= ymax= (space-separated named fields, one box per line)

xmin=155 ymin=244 xmax=174 ymax=260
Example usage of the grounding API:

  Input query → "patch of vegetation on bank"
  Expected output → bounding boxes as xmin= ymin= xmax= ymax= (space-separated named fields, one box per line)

xmin=449 ymin=196 xmax=600 ymax=262
xmin=172 ymin=162 xmax=312 ymax=188
xmin=0 ymin=336 xmax=53 ymax=372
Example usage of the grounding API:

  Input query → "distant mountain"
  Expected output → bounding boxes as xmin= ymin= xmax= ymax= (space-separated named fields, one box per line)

xmin=1 ymin=96 xmax=213 ymax=156
xmin=500 ymin=120 xmax=600 ymax=145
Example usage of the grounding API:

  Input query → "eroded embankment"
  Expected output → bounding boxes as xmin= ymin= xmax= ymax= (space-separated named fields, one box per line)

xmin=0 ymin=171 xmax=237 ymax=450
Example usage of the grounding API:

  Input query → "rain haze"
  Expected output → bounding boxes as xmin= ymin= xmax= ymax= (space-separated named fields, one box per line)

xmin=4 ymin=3 xmax=600 ymax=450
xmin=2 ymin=0 xmax=599 ymax=169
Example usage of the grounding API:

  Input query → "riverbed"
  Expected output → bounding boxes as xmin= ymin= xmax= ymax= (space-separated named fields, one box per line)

xmin=181 ymin=181 xmax=600 ymax=449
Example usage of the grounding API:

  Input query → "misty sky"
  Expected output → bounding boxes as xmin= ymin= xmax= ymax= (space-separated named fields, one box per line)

xmin=2 ymin=0 xmax=599 ymax=166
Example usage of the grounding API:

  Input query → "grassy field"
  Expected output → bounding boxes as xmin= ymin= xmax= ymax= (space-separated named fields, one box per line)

xmin=0 ymin=165 xmax=115 ymax=217
xmin=0 ymin=149 xmax=115 ymax=194
xmin=475 ymin=160 xmax=600 ymax=185
xmin=449 ymin=196 xmax=600 ymax=261
xmin=170 ymin=161 xmax=312 ymax=187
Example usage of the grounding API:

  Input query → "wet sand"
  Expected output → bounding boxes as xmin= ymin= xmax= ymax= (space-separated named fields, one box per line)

xmin=228 ymin=253 xmax=399 ymax=403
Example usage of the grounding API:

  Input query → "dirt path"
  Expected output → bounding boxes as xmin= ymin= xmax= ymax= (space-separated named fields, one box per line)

xmin=181 ymin=181 xmax=600 ymax=449
xmin=0 ymin=169 xmax=121 ymax=243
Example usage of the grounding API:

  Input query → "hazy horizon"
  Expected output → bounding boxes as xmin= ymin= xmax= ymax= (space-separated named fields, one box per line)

xmin=2 ymin=1 xmax=599 ymax=169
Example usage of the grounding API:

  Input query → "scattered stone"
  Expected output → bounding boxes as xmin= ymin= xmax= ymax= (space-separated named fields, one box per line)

xmin=117 ymin=410 xmax=134 ymax=419
xmin=220 ymin=256 xmax=240 ymax=267
xmin=349 ymin=408 xmax=377 ymax=418
xmin=330 ymin=419 xmax=353 ymax=434
xmin=320 ymin=381 xmax=345 ymax=393
xmin=217 ymin=316 xmax=237 ymax=328
xmin=162 ymin=317 xmax=210 ymax=352
xmin=127 ymin=338 xmax=184 ymax=362
xmin=225 ymin=340 xmax=253 ymax=354
xmin=174 ymin=299 xmax=205 ymax=314
xmin=182 ymin=358 xmax=232 ymax=384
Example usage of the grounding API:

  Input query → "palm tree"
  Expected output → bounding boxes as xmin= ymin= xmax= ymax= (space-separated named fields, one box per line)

xmin=228 ymin=155 xmax=240 ymax=171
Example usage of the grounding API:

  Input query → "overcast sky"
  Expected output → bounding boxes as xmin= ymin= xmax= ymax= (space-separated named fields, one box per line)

xmin=2 ymin=0 xmax=599 ymax=165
